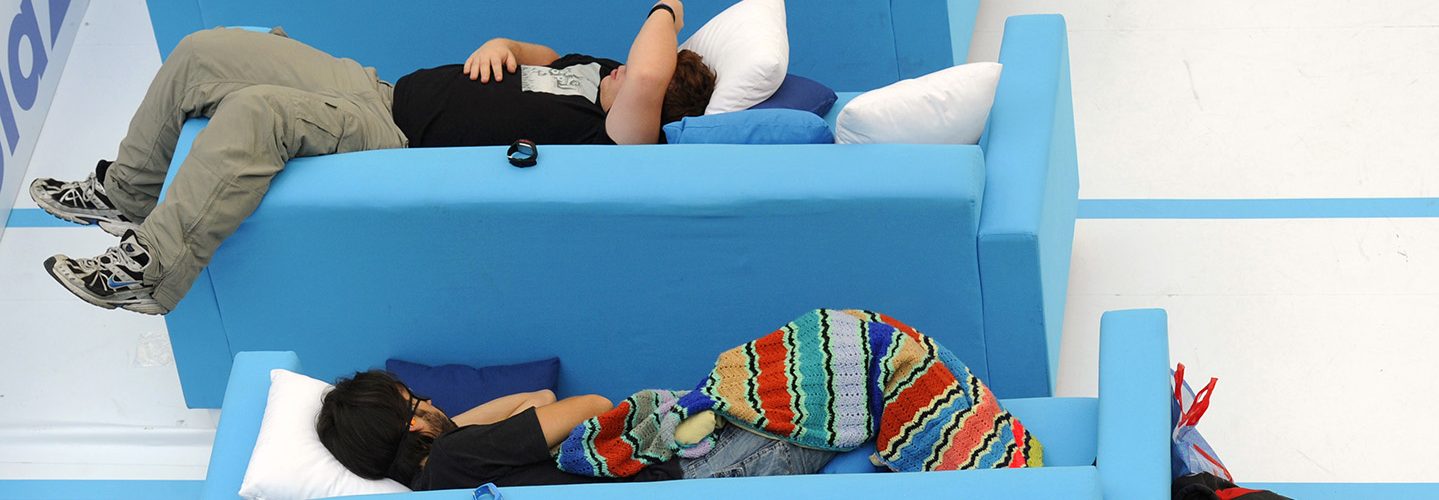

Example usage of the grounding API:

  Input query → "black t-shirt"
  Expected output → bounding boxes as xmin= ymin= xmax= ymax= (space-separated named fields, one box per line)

xmin=410 ymin=407 xmax=681 ymax=490
xmin=392 ymin=54 xmax=622 ymax=147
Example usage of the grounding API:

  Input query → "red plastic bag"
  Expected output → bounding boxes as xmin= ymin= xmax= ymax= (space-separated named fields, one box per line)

xmin=1171 ymin=363 xmax=1232 ymax=481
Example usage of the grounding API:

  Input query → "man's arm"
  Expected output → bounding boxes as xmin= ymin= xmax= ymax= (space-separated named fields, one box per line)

xmin=451 ymin=389 xmax=557 ymax=426
xmin=533 ymin=394 xmax=614 ymax=448
xmin=606 ymin=0 xmax=685 ymax=145
xmin=465 ymin=38 xmax=562 ymax=82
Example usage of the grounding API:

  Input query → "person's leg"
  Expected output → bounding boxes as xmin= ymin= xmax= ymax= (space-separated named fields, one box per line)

xmin=31 ymin=27 xmax=398 ymax=234
xmin=103 ymin=27 xmax=396 ymax=222
xmin=44 ymin=84 xmax=402 ymax=314
xmin=679 ymin=424 xmax=838 ymax=479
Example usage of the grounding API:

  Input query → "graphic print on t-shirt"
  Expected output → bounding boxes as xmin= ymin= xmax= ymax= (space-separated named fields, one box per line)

xmin=521 ymin=63 xmax=602 ymax=104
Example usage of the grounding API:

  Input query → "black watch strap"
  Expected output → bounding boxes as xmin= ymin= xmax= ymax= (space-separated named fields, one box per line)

xmin=507 ymin=139 xmax=538 ymax=168
xmin=649 ymin=3 xmax=676 ymax=22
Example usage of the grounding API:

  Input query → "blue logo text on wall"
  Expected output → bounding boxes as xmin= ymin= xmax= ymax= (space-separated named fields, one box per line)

xmin=0 ymin=0 xmax=86 ymax=241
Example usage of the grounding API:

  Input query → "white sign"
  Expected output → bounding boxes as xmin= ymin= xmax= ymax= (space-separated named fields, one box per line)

xmin=0 ymin=0 xmax=87 ymax=244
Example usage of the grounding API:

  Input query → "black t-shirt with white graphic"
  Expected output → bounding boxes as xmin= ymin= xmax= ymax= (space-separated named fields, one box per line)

xmin=409 ymin=408 xmax=681 ymax=490
xmin=392 ymin=54 xmax=621 ymax=147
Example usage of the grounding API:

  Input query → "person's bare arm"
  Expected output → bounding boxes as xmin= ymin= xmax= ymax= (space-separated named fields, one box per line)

xmin=464 ymin=38 xmax=562 ymax=82
xmin=533 ymin=394 xmax=614 ymax=448
xmin=451 ymin=389 xmax=557 ymax=426
xmin=606 ymin=0 xmax=684 ymax=145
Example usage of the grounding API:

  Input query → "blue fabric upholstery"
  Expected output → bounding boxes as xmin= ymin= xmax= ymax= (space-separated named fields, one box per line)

xmin=976 ymin=14 xmax=1080 ymax=397
xmin=1097 ymin=309 xmax=1173 ymax=499
xmin=386 ymin=357 xmax=561 ymax=416
xmin=185 ymin=309 xmax=1134 ymax=499
xmin=206 ymin=354 xmax=1109 ymax=499
xmin=144 ymin=0 xmax=969 ymax=92
xmin=337 ymin=468 xmax=1102 ymax=499
xmin=16 ymin=313 xmax=1439 ymax=497
xmin=662 ymin=109 xmax=833 ymax=144
xmin=748 ymin=74 xmax=838 ymax=116
xmin=154 ymin=6 xmax=1080 ymax=407
xmin=0 ymin=481 xmax=202 ymax=500
xmin=202 ymin=351 xmax=301 ymax=500
xmin=168 ymin=143 xmax=989 ymax=407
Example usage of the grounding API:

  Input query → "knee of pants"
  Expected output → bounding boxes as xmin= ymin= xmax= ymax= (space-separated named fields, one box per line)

xmin=171 ymin=28 xmax=239 ymax=64
xmin=171 ymin=30 xmax=211 ymax=63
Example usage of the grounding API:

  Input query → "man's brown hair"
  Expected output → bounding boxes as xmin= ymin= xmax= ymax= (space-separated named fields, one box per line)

xmin=661 ymin=49 xmax=716 ymax=125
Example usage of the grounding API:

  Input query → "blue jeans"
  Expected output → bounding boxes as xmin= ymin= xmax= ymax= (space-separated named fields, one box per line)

xmin=680 ymin=424 xmax=837 ymax=478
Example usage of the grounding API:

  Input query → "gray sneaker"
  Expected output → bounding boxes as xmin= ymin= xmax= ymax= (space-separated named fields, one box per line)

xmin=44 ymin=230 xmax=167 ymax=315
xmin=30 ymin=160 xmax=140 ymax=237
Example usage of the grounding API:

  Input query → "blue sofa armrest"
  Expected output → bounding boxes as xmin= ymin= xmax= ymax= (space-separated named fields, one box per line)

xmin=977 ymin=14 xmax=1080 ymax=398
xmin=1096 ymin=309 xmax=1171 ymax=500
xmin=201 ymin=351 xmax=301 ymax=500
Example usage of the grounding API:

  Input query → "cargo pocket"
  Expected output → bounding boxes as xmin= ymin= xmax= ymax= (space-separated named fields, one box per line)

xmin=290 ymin=97 xmax=367 ymax=157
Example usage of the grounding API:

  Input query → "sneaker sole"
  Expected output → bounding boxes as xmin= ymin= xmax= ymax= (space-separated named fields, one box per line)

xmin=29 ymin=179 xmax=133 ymax=231
xmin=43 ymin=255 xmax=167 ymax=316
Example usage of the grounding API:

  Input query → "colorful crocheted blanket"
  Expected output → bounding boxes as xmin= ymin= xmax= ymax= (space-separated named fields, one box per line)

xmin=555 ymin=309 xmax=1044 ymax=477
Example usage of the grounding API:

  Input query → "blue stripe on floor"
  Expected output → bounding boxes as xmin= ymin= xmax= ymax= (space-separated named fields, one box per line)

xmin=9 ymin=198 xmax=1439 ymax=228
xmin=1078 ymin=198 xmax=1439 ymax=219
xmin=7 ymin=208 xmax=77 ymax=228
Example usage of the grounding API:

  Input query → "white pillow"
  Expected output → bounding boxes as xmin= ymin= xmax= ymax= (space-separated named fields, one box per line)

xmin=834 ymin=62 xmax=1003 ymax=145
xmin=239 ymin=369 xmax=410 ymax=500
xmin=680 ymin=0 xmax=789 ymax=115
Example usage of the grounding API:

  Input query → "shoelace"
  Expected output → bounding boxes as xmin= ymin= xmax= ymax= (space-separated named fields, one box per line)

xmin=102 ymin=238 xmax=148 ymax=274
xmin=54 ymin=172 xmax=109 ymax=209
xmin=76 ymin=238 xmax=149 ymax=291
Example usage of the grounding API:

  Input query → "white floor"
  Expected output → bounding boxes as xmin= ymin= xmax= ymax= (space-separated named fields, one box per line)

xmin=1 ymin=0 xmax=1436 ymax=485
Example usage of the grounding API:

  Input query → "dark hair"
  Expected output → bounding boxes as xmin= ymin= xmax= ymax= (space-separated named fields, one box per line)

xmin=661 ymin=49 xmax=717 ymax=125
xmin=316 ymin=370 xmax=432 ymax=485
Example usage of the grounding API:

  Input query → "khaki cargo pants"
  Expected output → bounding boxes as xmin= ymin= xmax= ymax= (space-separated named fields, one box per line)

xmin=101 ymin=28 xmax=407 ymax=311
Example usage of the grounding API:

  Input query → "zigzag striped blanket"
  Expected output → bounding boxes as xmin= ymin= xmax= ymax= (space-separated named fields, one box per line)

xmin=555 ymin=309 xmax=1044 ymax=477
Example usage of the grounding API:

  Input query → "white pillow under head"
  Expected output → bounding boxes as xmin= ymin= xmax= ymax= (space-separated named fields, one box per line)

xmin=239 ymin=369 xmax=410 ymax=500
xmin=834 ymin=62 xmax=1003 ymax=145
xmin=680 ymin=0 xmax=789 ymax=115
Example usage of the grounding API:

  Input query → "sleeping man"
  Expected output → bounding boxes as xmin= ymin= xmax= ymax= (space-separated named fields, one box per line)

xmin=30 ymin=0 xmax=714 ymax=315
xmin=317 ymin=370 xmax=836 ymax=489
xmin=316 ymin=309 xmax=1046 ymax=491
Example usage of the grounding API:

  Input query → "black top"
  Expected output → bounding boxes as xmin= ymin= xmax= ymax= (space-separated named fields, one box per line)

xmin=392 ymin=54 xmax=622 ymax=147
xmin=410 ymin=408 xmax=682 ymax=490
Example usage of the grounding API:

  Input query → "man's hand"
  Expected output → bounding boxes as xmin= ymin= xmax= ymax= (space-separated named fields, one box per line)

xmin=654 ymin=0 xmax=684 ymax=32
xmin=465 ymin=38 xmax=519 ymax=83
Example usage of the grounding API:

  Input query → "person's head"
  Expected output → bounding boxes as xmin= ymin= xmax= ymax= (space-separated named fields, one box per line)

xmin=316 ymin=370 xmax=458 ymax=485
xmin=598 ymin=49 xmax=716 ymax=125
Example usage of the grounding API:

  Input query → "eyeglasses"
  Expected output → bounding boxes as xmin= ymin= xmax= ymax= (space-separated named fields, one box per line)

xmin=395 ymin=381 xmax=431 ymax=434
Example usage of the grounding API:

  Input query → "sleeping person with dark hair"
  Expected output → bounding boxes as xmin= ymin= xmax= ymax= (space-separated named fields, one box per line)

xmin=317 ymin=370 xmax=837 ymax=490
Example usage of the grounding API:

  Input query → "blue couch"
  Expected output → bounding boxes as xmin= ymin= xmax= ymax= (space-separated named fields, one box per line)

xmin=143 ymin=0 xmax=1082 ymax=409
xmin=5 ymin=309 xmax=1435 ymax=497
xmin=196 ymin=308 xmax=1174 ymax=499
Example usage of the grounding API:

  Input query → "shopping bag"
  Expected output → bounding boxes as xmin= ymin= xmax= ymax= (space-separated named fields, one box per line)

xmin=1171 ymin=363 xmax=1232 ymax=481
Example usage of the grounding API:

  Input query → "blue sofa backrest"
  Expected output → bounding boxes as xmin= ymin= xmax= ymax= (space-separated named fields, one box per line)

xmin=144 ymin=0 xmax=980 ymax=91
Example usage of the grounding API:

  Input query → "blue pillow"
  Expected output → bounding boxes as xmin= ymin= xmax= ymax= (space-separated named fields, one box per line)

xmin=750 ymin=74 xmax=838 ymax=116
xmin=663 ymin=109 xmax=834 ymax=145
xmin=385 ymin=357 xmax=560 ymax=415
